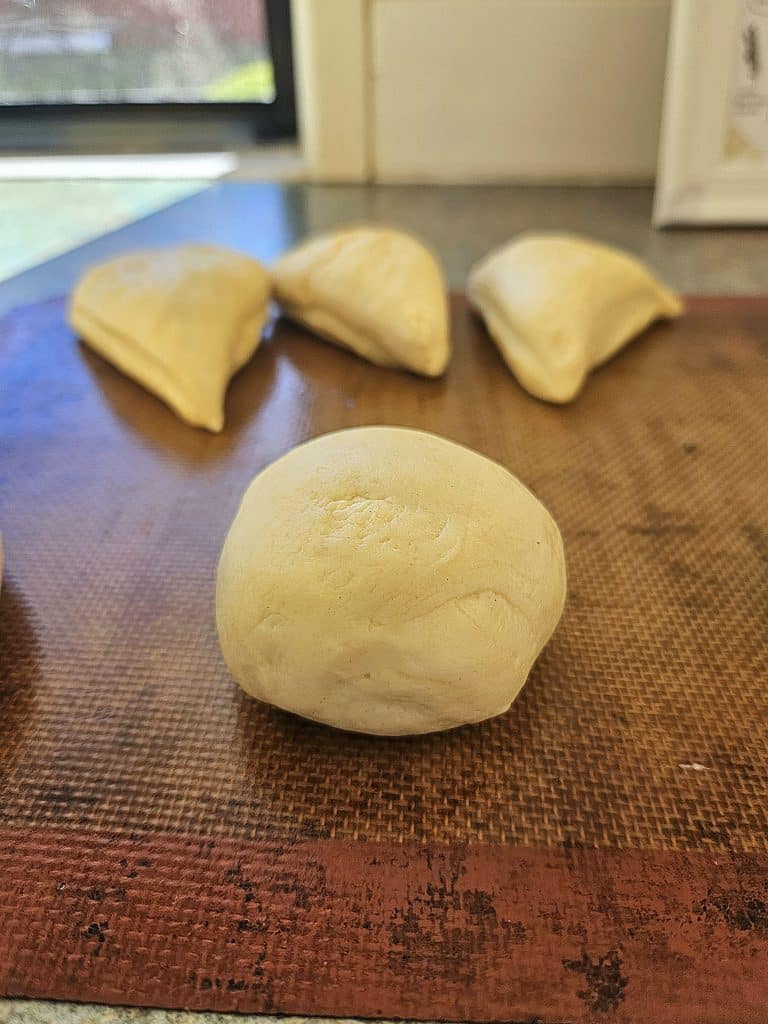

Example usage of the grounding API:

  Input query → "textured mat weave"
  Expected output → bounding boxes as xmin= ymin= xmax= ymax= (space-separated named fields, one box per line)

xmin=0 ymin=295 xmax=767 ymax=1022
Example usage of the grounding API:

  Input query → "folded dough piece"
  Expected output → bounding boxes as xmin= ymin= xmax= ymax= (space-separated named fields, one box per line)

xmin=69 ymin=244 xmax=271 ymax=432
xmin=273 ymin=226 xmax=450 ymax=377
xmin=468 ymin=234 xmax=683 ymax=403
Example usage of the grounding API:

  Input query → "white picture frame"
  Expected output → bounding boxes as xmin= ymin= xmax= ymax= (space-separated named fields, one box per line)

xmin=654 ymin=0 xmax=768 ymax=225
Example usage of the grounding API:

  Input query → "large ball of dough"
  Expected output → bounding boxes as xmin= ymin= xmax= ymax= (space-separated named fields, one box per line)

xmin=216 ymin=427 xmax=566 ymax=736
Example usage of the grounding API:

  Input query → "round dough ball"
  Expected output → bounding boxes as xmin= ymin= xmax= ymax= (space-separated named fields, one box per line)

xmin=216 ymin=427 xmax=566 ymax=736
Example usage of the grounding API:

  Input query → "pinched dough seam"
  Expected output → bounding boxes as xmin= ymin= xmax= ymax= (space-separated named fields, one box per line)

xmin=72 ymin=302 xmax=189 ymax=411
xmin=72 ymin=298 xmax=267 ymax=427
xmin=279 ymin=299 xmax=397 ymax=365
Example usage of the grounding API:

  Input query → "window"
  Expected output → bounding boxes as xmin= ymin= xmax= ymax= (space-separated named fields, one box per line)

xmin=0 ymin=0 xmax=296 ymax=150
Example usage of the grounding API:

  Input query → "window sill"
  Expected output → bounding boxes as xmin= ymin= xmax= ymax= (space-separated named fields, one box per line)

xmin=0 ymin=145 xmax=305 ymax=181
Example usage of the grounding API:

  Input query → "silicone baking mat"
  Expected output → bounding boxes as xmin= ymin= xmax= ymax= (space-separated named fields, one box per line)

xmin=0 ymin=295 xmax=767 ymax=1022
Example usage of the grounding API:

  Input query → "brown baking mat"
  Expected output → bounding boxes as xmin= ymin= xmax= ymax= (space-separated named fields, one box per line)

xmin=0 ymin=295 xmax=767 ymax=1022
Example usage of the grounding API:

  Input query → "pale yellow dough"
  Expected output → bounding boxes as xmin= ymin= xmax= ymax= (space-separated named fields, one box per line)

xmin=468 ymin=233 xmax=683 ymax=403
xmin=69 ymin=244 xmax=271 ymax=432
xmin=272 ymin=227 xmax=450 ymax=377
xmin=216 ymin=427 xmax=566 ymax=736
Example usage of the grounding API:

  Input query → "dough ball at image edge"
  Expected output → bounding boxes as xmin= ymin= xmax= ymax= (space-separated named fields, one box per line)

xmin=216 ymin=427 xmax=566 ymax=736
xmin=272 ymin=226 xmax=450 ymax=377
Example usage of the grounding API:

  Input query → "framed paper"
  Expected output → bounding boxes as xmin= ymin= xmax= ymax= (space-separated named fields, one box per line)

xmin=654 ymin=0 xmax=768 ymax=225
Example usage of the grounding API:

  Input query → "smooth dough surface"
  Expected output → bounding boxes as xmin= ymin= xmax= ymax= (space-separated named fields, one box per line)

xmin=216 ymin=426 xmax=566 ymax=736
xmin=69 ymin=244 xmax=271 ymax=431
xmin=272 ymin=227 xmax=450 ymax=377
xmin=467 ymin=233 xmax=683 ymax=403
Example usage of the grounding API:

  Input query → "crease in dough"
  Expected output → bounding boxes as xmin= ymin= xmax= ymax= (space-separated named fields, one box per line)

xmin=272 ymin=226 xmax=450 ymax=377
xmin=468 ymin=233 xmax=683 ymax=403
xmin=69 ymin=244 xmax=272 ymax=431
